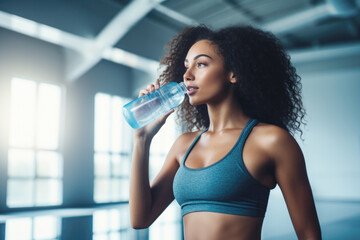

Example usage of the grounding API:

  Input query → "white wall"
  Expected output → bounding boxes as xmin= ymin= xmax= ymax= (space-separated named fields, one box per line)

xmin=300 ymin=68 xmax=360 ymax=200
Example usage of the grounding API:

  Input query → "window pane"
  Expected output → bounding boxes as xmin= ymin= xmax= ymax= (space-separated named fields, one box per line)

xmin=35 ymin=179 xmax=62 ymax=206
xmin=93 ymin=233 xmax=108 ymax=240
xmin=94 ymin=178 xmax=110 ymax=203
xmin=36 ymin=83 xmax=61 ymax=149
xmin=5 ymin=217 xmax=32 ymax=240
xmin=120 ymin=98 xmax=133 ymax=153
xmin=9 ymin=78 xmax=36 ymax=148
xmin=159 ymin=202 xmax=181 ymax=222
xmin=111 ymin=154 xmax=121 ymax=177
xmin=7 ymin=179 xmax=34 ymax=207
xmin=94 ymin=94 xmax=133 ymax=204
xmin=149 ymin=199 xmax=182 ymax=240
xmin=120 ymin=231 xmax=129 ymax=240
xmin=94 ymin=153 xmax=110 ymax=177
xmin=93 ymin=209 xmax=130 ymax=240
xmin=119 ymin=205 xmax=130 ymax=229
xmin=93 ymin=210 xmax=109 ymax=233
xmin=37 ymin=151 xmax=62 ymax=177
xmin=95 ymin=93 xmax=111 ymax=152
xmin=111 ymin=179 xmax=129 ymax=201
xmin=111 ymin=96 xmax=122 ymax=153
xmin=150 ymin=114 xmax=176 ymax=155
xmin=149 ymin=224 xmax=161 ymax=240
xmin=112 ymin=154 xmax=129 ymax=177
xmin=149 ymin=155 xmax=165 ymax=182
xmin=109 ymin=209 xmax=121 ymax=231
xmin=150 ymin=222 xmax=181 ymax=240
xmin=163 ymin=224 xmax=181 ymax=240
xmin=109 ymin=232 xmax=121 ymax=240
xmin=34 ymin=216 xmax=59 ymax=239
xmin=8 ymin=149 xmax=35 ymax=177
xmin=110 ymin=179 xmax=121 ymax=202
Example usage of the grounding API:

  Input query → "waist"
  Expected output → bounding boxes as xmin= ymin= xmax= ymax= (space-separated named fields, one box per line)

xmin=183 ymin=211 xmax=263 ymax=240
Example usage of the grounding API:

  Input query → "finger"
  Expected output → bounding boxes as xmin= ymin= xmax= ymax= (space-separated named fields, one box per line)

xmin=138 ymin=89 xmax=150 ymax=98
xmin=155 ymin=80 xmax=160 ymax=90
xmin=147 ymin=84 xmax=155 ymax=92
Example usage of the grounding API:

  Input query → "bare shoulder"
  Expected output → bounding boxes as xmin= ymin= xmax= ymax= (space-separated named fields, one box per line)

xmin=169 ymin=130 xmax=204 ymax=165
xmin=252 ymin=122 xmax=294 ymax=143
xmin=251 ymin=122 xmax=302 ymax=163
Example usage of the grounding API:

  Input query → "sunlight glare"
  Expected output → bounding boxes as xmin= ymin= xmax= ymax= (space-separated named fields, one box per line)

xmin=36 ymin=83 xmax=61 ymax=150
xmin=9 ymin=78 xmax=36 ymax=148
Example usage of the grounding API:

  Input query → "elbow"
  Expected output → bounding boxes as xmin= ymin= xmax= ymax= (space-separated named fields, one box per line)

xmin=130 ymin=218 xmax=150 ymax=229
xmin=131 ymin=223 xmax=149 ymax=230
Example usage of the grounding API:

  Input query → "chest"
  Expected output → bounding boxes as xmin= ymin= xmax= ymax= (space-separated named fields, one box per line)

xmin=182 ymin=130 xmax=274 ymax=188
xmin=184 ymin=132 xmax=241 ymax=169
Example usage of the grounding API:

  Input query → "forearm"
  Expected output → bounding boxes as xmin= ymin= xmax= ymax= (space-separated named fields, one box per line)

xmin=129 ymin=136 xmax=153 ymax=228
xmin=298 ymin=231 xmax=322 ymax=240
xmin=297 ymin=217 xmax=322 ymax=240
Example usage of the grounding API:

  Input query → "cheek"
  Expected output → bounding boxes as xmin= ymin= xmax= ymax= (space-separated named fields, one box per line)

xmin=199 ymin=80 xmax=228 ymax=103
xmin=203 ymin=71 xmax=228 ymax=92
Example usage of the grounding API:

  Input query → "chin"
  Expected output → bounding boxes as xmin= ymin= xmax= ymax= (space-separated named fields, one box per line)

xmin=188 ymin=97 xmax=199 ymax=106
xmin=188 ymin=95 xmax=209 ymax=106
xmin=189 ymin=100 xmax=205 ymax=106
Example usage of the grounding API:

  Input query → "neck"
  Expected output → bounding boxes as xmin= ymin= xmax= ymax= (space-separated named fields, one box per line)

xmin=207 ymin=93 xmax=250 ymax=133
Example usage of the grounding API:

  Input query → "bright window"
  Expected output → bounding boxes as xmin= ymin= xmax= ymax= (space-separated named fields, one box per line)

xmin=5 ymin=216 xmax=61 ymax=240
xmin=7 ymin=78 xmax=63 ymax=207
xmin=92 ymin=205 xmax=130 ymax=240
xmin=149 ymin=202 xmax=182 ymax=240
xmin=94 ymin=93 xmax=132 ymax=203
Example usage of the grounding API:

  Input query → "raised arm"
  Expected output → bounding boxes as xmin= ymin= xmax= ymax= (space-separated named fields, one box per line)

xmin=129 ymin=81 xmax=180 ymax=229
xmin=130 ymin=130 xmax=182 ymax=229
xmin=270 ymin=128 xmax=321 ymax=239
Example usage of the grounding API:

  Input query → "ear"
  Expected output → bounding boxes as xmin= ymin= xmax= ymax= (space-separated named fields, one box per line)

xmin=228 ymin=71 xmax=236 ymax=84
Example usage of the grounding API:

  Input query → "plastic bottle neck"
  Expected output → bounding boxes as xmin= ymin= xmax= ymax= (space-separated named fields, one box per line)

xmin=178 ymin=82 xmax=188 ymax=94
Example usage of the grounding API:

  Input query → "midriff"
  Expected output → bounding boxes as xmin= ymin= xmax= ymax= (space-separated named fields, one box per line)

xmin=183 ymin=211 xmax=264 ymax=240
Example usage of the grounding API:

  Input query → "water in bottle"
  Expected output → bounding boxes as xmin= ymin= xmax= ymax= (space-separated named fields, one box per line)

xmin=122 ymin=82 xmax=188 ymax=129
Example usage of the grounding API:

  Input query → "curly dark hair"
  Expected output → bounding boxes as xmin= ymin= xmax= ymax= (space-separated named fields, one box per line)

xmin=158 ymin=25 xmax=306 ymax=138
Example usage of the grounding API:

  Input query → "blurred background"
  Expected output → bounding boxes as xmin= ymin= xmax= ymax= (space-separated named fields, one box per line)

xmin=0 ymin=0 xmax=360 ymax=239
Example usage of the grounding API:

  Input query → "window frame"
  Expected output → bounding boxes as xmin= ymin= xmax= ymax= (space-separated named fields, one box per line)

xmin=5 ymin=77 xmax=66 ymax=210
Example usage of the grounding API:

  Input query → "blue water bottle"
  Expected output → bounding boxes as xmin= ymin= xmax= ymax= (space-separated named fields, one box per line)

xmin=122 ymin=82 xmax=188 ymax=129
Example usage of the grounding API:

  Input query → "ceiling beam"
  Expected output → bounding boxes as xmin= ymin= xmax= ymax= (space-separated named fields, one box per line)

xmin=263 ymin=0 xmax=358 ymax=35
xmin=1 ymin=0 xmax=359 ymax=81
xmin=0 ymin=9 xmax=160 ymax=80
xmin=0 ymin=10 xmax=93 ymax=51
xmin=289 ymin=42 xmax=360 ymax=63
xmin=66 ymin=0 xmax=166 ymax=82
xmin=153 ymin=4 xmax=198 ymax=26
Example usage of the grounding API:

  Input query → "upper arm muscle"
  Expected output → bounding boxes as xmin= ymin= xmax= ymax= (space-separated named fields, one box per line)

xmin=269 ymin=129 xmax=321 ymax=239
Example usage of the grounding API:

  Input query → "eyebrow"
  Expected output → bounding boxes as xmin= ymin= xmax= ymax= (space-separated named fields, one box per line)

xmin=184 ymin=54 xmax=214 ymax=63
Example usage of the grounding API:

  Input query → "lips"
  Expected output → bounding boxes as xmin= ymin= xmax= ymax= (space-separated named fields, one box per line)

xmin=186 ymin=85 xmax=198 ymax=95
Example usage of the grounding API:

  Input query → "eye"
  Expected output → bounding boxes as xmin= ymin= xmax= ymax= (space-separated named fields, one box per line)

xmin=197 ymin=62 xmax=207 ymax=68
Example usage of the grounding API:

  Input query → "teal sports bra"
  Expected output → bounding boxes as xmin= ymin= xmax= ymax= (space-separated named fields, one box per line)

xmin=173 ymin=119 xmax=270 ymax=217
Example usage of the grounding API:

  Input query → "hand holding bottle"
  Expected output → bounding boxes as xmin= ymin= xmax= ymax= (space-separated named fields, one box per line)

xmin=133 ymin=81 xmax=175 ymax=141
xmin=123 ymin=80 xmax=188 ymax=140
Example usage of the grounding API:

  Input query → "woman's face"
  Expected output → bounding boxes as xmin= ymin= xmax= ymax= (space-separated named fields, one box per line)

xmin=183 ymin=40 xmax=232 ymax=106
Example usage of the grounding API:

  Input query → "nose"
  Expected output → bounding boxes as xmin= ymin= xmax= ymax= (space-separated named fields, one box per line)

xmin=183 ymin=67 xmax=194 ymax=82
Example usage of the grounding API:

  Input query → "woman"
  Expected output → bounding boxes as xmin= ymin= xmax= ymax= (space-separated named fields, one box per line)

xmin=129 ymin=25 xmax=321 ymax=240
